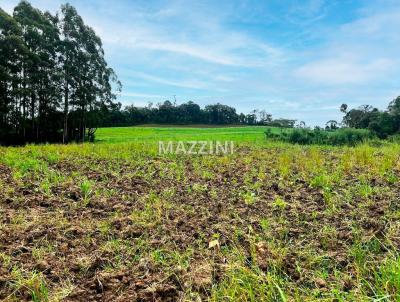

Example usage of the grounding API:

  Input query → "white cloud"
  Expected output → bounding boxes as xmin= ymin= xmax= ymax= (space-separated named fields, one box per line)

xmin=100 ymin=26 xmax=283 ymax=67
xmin=286 ymin=0 xmax=328 ymax=24
xmin=295 ymin=57 xmax=393 ymax=85
xmin=129 ymin=72 xmax=210 ymax=90
xmin=134 ymin=41 xmax=243 ymax=66
xmin=293 ymin=4 xmax=400 ymax=87
xmin=2 ymin=3 xmax=15 ymax=14
xmin=340 ymin=10 xmax=400 ymax=37
xmin=80 ymin=0 xmax=285 ymax=68
xmin=120 ymin=92 xmax=166 ymax=99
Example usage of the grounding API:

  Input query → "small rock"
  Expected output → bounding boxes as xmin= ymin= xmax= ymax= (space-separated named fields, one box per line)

xmin=315 ymin=277 xmax=327 ymax=288
xmin=36 ymin=260 xmax=49 ymax=271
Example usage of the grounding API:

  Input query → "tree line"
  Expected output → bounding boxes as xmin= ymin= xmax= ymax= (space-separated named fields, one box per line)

xmin=0 ymin=1 xmax=120 ymax=145
xmin=273 ymin=96 xmax=400 ymax=145
xmin=340 ymin=96 xmax=400 ymax=138
xmin=100 ymin=100 xmax=296 ymax=128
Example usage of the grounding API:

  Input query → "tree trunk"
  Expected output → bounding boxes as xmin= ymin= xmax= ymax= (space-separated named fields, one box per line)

xmin=63 ymin=80 xmax=69 ymax=144
xmin=31 ymin=91 xmax=35 ymax=140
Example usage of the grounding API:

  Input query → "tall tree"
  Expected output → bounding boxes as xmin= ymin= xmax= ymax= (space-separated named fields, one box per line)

xmin=13 ymin=1 xmax=61 ymax=141
xmin=60 ymin=4 xmax=120 ymax=142
xmin=0 ymin=7 xmax=26 ymax=142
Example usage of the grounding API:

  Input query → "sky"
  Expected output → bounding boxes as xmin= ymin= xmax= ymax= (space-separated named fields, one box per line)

xmin=3 ymin=0 xmax=400 ymax=125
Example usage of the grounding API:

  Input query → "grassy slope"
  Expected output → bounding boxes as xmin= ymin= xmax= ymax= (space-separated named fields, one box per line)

xmin=0 ymin=128 xmax=400 ymax=301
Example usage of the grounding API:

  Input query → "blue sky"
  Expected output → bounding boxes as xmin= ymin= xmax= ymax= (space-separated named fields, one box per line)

xmin=3 ymin=0 xmax=400 ymax=125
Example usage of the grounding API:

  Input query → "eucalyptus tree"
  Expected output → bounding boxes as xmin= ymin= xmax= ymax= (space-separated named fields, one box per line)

xmin=59 ymin=3 xmax=82 ymax=143
xmin=73 ymin=24 xmax=120 ymax=141
xmin=59 ymin=4 xmax=120 ymax=142
xmin=0 ymin=8 xmax=26 ymax=141
xmin=13 ymin=0 xmax=60 ymax=141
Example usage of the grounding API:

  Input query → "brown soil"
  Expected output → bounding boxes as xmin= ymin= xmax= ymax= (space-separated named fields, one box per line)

xmin=0 ymin=149 xmax=399 ymax=301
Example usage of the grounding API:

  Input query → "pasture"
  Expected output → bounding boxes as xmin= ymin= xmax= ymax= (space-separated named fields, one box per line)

xmin=95 ymin=125 xmax=278 ymax=144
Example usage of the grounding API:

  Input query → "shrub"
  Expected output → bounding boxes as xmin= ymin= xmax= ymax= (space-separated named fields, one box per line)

xmin=266 ymin=128 xmax=374 ymax=146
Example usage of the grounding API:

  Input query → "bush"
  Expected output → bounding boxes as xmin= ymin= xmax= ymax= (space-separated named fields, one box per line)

xmin=265 ymin=128 xmax=375 ymax=146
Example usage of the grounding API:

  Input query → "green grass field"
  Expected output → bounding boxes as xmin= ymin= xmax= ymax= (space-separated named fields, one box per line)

xmin=95 ymin=125 xmax=280 ymax=143
xmin=1 ymin=126 xmax=400 ymax=301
